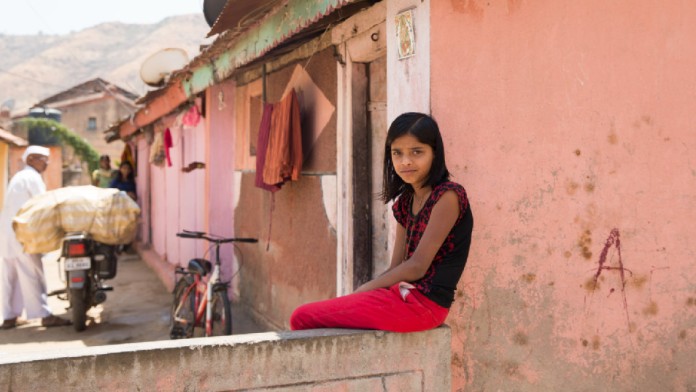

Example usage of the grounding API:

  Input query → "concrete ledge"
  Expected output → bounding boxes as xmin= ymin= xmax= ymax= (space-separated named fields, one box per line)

xmin=0 ymin=327 xmax=451 ymax=391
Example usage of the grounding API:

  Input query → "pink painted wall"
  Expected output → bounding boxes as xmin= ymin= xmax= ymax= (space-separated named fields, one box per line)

xmin=206 ymin=81 xmax=238 ymax=285
xmin=150 ymin=156 xmax=167 ymax=258
xmin=431 ymin=1 xmax=696 ymax=390
xmin=164 ymin=125 xmax=182 ymax=264
xmin=135 ymin=138 xmax=150 ymax=244
xmin=146 ymin=104 xmax=208 ymax=269
xmin=178 ymin=115 xmax=207 ymax=261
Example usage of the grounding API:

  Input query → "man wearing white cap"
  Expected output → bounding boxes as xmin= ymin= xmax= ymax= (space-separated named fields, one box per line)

xmin=0 ymin=145 xmax=70 ymax=328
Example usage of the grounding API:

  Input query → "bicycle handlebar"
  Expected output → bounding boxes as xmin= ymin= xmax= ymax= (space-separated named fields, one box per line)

xmin=176 ymin=231 xmax=258 ymax=244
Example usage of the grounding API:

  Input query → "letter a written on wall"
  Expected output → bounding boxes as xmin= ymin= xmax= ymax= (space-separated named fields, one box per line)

xmin=395 ymin=9 xmax=416 ymax=60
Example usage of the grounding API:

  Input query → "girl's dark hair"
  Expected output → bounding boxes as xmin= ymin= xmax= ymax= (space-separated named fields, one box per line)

xmin=380 ymin=112 xmax=450 ymax=203
xmin=119 ymin=161 xmax=135 ymax=181
xmin=99 ymin=154 xmax=110 ymax=161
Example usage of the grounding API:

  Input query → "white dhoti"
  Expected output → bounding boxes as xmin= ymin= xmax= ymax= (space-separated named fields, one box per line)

xmin=1 ymin=254 xmax=51 ymax=320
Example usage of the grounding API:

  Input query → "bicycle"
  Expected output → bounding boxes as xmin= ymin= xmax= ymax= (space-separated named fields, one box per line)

xmin=170 ymin=230 xmax=257 ymax=339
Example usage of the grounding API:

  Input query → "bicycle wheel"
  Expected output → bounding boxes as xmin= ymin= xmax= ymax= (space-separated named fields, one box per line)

xmin=170 ymin=276 xmax=196 ymax=339
xmin=209 ymin=288 xmax=232 ymax=336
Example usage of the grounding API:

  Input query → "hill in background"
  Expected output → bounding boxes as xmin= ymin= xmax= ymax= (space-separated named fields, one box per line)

xmin=0 ymin=14 xmax=211 ymax=113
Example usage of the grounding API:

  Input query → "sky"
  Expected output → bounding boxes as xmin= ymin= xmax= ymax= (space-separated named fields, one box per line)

xmin=0 ymin=0 xmax=205 ymax=35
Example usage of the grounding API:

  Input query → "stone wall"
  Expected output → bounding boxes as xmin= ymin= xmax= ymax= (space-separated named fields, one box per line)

xmin=0 ymin=328 xmax=451 ymax=391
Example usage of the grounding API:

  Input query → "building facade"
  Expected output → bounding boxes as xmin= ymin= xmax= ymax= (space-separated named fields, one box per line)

xmin=29 ymin=78 xmax=138 ymax=185
xmin=108 ymin=1 xmax=696 ymax=390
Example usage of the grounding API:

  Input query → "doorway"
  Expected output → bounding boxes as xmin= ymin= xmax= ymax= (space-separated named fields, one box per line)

xmin=335 ymin=5 xmax=387 ymax=295
xmin=351 ymin=56 xmax=388 ymax=288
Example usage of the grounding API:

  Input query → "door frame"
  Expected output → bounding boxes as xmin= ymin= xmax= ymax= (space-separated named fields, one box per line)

xmin=333 ymin=3 xmax=387 ymax=295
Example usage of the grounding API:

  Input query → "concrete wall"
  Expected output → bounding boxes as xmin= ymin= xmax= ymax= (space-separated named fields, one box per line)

xmin=430 ymin=1 xmax=696 ymax=390
xmin=0 ymin=328 xmax=451 ymax=392
xmin=234 ymin=48 xmax=338 ymax=329
xmin=386 ymin=0 xmax=430 ymax=121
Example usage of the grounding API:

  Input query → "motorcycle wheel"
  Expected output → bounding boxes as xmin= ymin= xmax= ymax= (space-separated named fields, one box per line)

xmin=70 ymin=288 xmax=88 ymax=332
xmin=209 ymin=288 xmax=232 ymax=336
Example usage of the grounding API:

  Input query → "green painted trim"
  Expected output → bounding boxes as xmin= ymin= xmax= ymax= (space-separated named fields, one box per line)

xmin=183 ymin=65 xmax=215 ymax=97
xmin=181 ymin=0 xmax=352 ymax=96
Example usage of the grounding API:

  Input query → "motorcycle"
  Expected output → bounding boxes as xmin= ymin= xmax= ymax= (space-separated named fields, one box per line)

xmin=57 ymin=231 xmax=119 ymax=331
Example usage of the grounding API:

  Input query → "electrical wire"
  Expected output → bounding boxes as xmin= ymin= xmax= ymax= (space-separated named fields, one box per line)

xmin=25 ymin=0 xmax=58 ymax=35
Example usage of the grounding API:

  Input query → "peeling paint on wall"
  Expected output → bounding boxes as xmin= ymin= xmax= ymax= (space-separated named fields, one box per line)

xmin=233 ymin=171 xmax=242 ymax=210
xmin=283 ymin=65 xmax=335 ymax=156
xmin=321 ymin=175 xmax=337 ymax=231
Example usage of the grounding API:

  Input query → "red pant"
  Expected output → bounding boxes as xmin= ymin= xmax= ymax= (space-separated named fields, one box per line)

xmin=290 ymin=283 xmax=449 ymax=333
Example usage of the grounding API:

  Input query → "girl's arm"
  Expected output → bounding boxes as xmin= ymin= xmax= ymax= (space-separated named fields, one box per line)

xmin=354 ymin=190 xmax=460 ymax=293
xmin=380 ymin=223 xmax=407 ymax=275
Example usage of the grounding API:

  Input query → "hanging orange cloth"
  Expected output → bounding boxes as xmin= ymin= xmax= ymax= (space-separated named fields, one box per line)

xmin=262 ymin=89 xmax=303 ymax=186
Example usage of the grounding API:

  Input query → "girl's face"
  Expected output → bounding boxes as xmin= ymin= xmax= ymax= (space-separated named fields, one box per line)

xmin=100 ymin=158 xmax=110 ymax=170
xmin=120 ymin=164 xmax=131 ymax=177
xmin=390 ymin=133 xmax=434 ymax=189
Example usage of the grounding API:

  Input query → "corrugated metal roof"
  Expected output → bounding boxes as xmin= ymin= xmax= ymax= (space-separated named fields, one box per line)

xmin=148 ymin=0 xmax=363 ymax=105
xmin=207 ymin=0 xmax=282 ymax=37
xmin=108 ymin=0 xmax=369 ymax=142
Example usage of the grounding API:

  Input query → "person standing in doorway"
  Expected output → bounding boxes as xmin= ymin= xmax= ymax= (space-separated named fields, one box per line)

xmin=109 ymin=161 xmax=137 ymax=201
xmin=0 ymin=146 xmax=71 ymax=328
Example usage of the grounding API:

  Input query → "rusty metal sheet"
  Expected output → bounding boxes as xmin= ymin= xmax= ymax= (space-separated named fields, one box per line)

xmin=185 ymin=0 xmax=357 ymax=97
xmin=113 ymin=0 xmax=359 ymax=141
xmin=207 ymin=0 xmax=282 ymax=37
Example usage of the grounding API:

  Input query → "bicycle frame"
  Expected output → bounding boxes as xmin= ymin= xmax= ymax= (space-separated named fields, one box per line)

xmin=174 ymin=263 xmax=218 ymax=336
xmin=200 ymin=263 xmax=219 ymax=336
xmin=172 ymin=230 xmax=257 ymax=339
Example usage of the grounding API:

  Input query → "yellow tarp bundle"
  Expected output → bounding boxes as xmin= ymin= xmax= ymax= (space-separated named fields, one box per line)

xmin=12 ymin=185 xmax=141 ymax=254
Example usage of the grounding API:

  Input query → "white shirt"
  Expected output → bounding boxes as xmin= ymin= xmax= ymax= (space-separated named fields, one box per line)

xmin=0 ymin=166 xmax=46 ymax=257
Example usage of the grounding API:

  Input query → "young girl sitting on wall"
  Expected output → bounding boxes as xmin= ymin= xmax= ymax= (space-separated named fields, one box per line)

xmin=290 ymin=112 xmax=474 ymax=333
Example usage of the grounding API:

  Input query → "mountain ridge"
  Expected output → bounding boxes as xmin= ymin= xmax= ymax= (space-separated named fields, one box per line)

xmin=0 ymin=14 xmax=211 ymax=113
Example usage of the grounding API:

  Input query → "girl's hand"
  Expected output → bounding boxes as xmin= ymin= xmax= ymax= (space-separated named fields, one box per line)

xmin=353 ymin=281 xmax=376 ymax=293
xmin=353 ymin=279 xmax=386 ymax=294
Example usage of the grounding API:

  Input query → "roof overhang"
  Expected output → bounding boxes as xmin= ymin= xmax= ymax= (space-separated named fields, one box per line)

xmin=207 ymin=0 xmax=281 ymax=37
xmin=109 ymin=0 xmax=361 ymax=142
xmin=42 ymin=92 xmax=136 ymax=110
xmin=0 ymin=127 xmax=28 ymax=146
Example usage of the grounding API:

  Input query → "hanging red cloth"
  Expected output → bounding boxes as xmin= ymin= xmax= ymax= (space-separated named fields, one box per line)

xmin=163 ymin=128 xmax=173 ymax=167
xmin=255 ymin=103 xmax=280 ymax=192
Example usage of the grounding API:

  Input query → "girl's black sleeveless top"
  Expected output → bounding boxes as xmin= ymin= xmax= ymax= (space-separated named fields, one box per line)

xmin=392 ymin=181 xmax=474 ymax=308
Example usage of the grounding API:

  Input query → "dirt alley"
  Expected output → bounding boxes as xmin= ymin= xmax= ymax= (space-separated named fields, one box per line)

xmin=0 ymin=249 xmax=266 ymax=358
